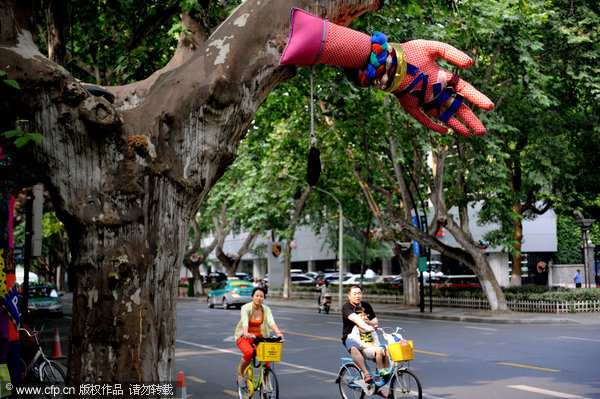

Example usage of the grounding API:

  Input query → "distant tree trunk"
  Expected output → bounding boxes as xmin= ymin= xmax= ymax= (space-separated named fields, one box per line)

xmin=182 ymin=221 xmax=217 ymax=296
xmin=282 ymin=186 xmax=312 ymax=299
xmin=511 ymin=207 xmax=524 ymax=286
xmin=216 ymin=230 xmax=262 ymax=277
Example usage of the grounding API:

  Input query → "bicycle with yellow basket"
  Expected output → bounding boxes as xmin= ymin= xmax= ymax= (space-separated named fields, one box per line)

xmin=337 ymin=327 xmax=422 ymax=399
xmin=238 ymin=336 xmax=284 ymax=399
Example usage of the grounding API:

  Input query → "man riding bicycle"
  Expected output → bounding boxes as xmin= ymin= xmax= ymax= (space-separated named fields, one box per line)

xmin=341 ymin=285 xmax=379 ymax=387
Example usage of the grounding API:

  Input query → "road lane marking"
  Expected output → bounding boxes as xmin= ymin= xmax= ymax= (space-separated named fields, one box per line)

xmin=191 ymin=318 xmax=211 ymax=322
xmin=280 ymin=330 xmax=449 ymax=356
xmin=497 ymin=362 xmax=559 ymax=372
xmin=176 ymin=339 xmax=338 ymax=377
xmin=187 ymin=376 xmax=205 ymax=383
xmin=559 ymin=336 xmax=600 ymax=343
xmin=508 ymin=385 xmax=593 ymax=398
xmin=280 ymin=330 xmax=339 ymax=341
xmin=223 ymin=389 xmax=238 ymax=396
xmin=415 ymin=349 xmax=449 ymax=357
xmin=465 ymin=326 xmax=497 ymax=331
xmin=177 ymin=340 xmax=238 ymax=355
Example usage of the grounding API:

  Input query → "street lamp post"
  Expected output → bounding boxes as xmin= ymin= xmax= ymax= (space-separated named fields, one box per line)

xmin=283 ymin=174 xmax=344 ymax=306
xmin=574 ymin=212 xmax=596 ymax=288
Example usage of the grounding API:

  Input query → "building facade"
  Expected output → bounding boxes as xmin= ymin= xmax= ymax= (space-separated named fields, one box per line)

xmin=196 ymin=204 xmax=558 ymax=287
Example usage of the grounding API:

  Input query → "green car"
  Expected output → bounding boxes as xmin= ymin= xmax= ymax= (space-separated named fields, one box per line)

xmin=27 ymin=284 xmax=64 ymax=317
xmin=208 ymin=280 xmax=254 ymax=309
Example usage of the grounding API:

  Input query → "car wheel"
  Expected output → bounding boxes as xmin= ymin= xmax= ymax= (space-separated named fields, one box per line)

xmin=222 ymin=297 xmax=230 ymax=309
xmin=208 ymin=297 xmax=214 ymax=308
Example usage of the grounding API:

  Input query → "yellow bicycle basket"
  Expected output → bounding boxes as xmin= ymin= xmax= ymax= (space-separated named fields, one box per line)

xmin=256 ymin=342 xmax=282 ymax=362
xmin=388 ymin=340 xmax=414 ymax=362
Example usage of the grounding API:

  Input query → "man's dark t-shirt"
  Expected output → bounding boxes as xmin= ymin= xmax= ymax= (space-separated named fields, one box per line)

xmin=341 ymin=301 xmax=376 ymax=342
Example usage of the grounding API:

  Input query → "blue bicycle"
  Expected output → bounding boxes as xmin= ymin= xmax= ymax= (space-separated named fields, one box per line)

xmin=336 ymin=327 xmax=422 ymax=399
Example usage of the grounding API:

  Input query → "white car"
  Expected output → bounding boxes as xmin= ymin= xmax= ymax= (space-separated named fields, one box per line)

xmin=291 ymin=273 xmax=316 ymax=285
xmin=342 ymin=274 xmax=380 ymax=285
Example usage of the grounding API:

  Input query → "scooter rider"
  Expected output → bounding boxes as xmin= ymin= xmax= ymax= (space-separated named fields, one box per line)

xmin=317 ymin=280 xmax=331 ymax=307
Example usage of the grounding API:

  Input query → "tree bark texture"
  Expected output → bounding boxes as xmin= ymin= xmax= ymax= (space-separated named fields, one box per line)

xmin=1 ymin=0 xmax=382 ymax=384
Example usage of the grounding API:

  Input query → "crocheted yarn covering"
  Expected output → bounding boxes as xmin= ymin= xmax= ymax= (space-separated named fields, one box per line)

xmin=393 ymin=40 xmax=494 ymax=137
xmin=317 ymin=22 xmax=371 ymax=69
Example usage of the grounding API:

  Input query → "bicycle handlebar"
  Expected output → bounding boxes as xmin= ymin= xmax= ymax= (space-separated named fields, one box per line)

xmin=19 ymin=327 xmax=38 ymax=337
xmin=253 ymin=336 xmax=285 ymax=344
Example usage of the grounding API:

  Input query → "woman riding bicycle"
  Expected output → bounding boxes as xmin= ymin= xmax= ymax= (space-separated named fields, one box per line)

xmin=234 ymin=287 xmax=284 ymax=387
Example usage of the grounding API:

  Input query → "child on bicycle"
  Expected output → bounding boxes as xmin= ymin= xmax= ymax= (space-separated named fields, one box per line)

xmin=346 ymin=307 xmax=389 ymax=378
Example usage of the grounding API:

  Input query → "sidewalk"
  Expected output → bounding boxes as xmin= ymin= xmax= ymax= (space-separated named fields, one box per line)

xmin=179 ymin=295 xmax=600 ymax=325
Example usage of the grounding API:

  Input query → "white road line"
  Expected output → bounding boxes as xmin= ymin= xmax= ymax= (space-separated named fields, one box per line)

xmin=559 ymin=335 xmax=600 ymax=343
xmin=508 ymin=385 xmax=593 ymax=399
xmin=422 ymin=394 xmax=445 ymax=399
xmin=176 ymin=339 xmax=338 ymax=377
xmin=465 ymin=326 xmax=497 ymax=331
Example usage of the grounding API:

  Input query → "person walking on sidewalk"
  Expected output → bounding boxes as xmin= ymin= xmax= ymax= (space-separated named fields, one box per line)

xmin=341 ymin=285 xmax=379 ymax=386
xmin=574 ymin=269 xmax=582 ymax=288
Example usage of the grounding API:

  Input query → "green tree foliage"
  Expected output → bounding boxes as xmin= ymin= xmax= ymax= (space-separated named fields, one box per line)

xmin=555 ymin=214 xmax=583 ymax=264
xmin=36 ymin=0 xmax=242 ymax=85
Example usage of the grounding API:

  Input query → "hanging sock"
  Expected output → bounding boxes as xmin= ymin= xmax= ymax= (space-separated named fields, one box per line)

xmin=306 ymin=67 xmax=322 ymax=186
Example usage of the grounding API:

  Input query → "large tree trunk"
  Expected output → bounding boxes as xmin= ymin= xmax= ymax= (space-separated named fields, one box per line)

xmin=68 ymin=182 xmax=190 ymax=381
xmin=1 ymin=0 xmax=382 ymax=384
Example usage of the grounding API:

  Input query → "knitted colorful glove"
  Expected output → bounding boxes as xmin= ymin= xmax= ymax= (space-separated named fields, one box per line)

xmin=280 ymin=8 xmax=494 ymax=137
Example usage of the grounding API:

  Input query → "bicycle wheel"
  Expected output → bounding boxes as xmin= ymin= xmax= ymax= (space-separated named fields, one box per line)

xmin=259 ymin=368 xmax=279 ymax=399
xmin=338 ymin=363 xmax=365 ymax=399
xmin=388 ymin=368 xmax=422 ymax=399
xmin=39 ymin=361 xmax=66 ymax=385
xmin=238 ymin=366 xmax=253 ymax=399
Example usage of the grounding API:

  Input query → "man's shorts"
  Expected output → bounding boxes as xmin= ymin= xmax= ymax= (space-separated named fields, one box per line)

xmin=344 ymin=336 xmax=361 ymax=352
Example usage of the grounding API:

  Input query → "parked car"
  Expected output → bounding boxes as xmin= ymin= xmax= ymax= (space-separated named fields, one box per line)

xmin=322 ymin=272 xmax=352 ymax=284
xmin=291 ymin=273 xmax=316 ymax=285
xmin=26 ymin=283 xmax=63 ymax=317
xmin=261 ymin=273 xmax=316 ymax=286
xmin=205 ymin=272 xmax=227 ymax=284
xmin=434 ymin=275 xmax=481 ymax=289
xmin=387 ymin=275 xmax=403 ymax=289
xmin=305 ymin=271 xmax=324 ymax=281
xmin=208 ymin=280 xmax=254 ymax=309
xmin=342 ymin=274 xmax=379 ymax=285
xmin=235 ymin=272 xmax=251 ymax=281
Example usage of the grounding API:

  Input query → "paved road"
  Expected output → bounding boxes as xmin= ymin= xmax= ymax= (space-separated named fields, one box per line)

xmin=25 ymin=293 xmax=600 ymax=398
xmin=175 ymin=299 xmax=600 ymax=399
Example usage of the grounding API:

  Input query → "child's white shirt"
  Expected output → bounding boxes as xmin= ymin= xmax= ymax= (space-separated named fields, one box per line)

xmin=348 ymin=325 xmax=381 ymax=349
